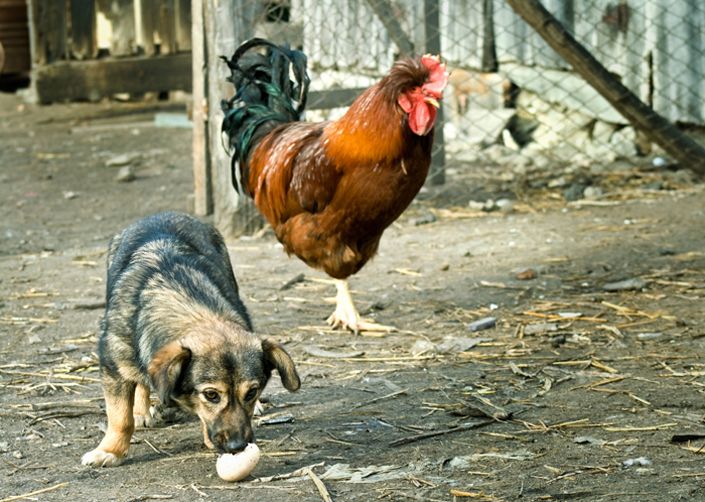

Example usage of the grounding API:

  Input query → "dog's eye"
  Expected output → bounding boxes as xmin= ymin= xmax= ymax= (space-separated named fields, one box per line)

xmin=203 ymin=390 xmax=220 ymax=403
xmin=244 ymin=388 xmax=258 ymax=402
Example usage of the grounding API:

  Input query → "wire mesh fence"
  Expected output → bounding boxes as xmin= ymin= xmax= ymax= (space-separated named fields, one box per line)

xmin=229 ymin=0 xmax=703 ymax=181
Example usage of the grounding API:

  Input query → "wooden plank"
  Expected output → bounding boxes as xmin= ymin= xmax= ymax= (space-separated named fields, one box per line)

xmin=158 ymin=0 xmax=175 ymax=54
xmin=110 ymin=0 xmax=136 ymax=56
xmin=32 ymin=53 xmax=191 ymax=104
xmin=424 ymin=0 xmax=445 ymax=186
xmin=70 ymin=0 xmax=96 ymax=60
xmin=174 ymin=0 xmax=191 ymax=51
xmin=191 ymin=0 xmax=211 ymax=216
xmin=138 ymin=0 xmax=158 ymax=55
xmin=0 ymin=1 xmax=30 ymax=73
xmin=27 ymin=0 xmax=67 ymax=65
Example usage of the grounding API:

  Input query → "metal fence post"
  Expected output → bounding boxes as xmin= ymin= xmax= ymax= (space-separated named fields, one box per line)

xmin=424 ymin=0 xmax=445 ymax=186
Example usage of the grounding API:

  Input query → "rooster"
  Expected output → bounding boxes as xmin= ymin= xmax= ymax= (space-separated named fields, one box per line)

xmin=222 ymin=38 xmax=447 ymax=333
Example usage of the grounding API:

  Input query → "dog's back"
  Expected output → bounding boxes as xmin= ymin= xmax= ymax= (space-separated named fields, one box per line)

xmin=106 ymin=212 xmax=250 ymax=326
xmin=101 ymin=212 xmax=252 ymax=373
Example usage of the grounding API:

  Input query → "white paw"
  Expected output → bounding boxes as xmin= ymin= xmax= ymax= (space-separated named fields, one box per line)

xmin=81 ymin=449 xmax=125 ymax=467
xmin=134 ymin=405 xmax=159 ymax=428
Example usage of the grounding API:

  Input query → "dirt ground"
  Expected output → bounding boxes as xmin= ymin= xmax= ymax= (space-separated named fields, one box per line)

xmin=2 ymin=92 xmax=705 ymax=502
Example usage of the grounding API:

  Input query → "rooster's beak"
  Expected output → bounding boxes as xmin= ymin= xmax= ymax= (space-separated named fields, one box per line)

xmin=424 ymin=97 xmax=440 ymax=108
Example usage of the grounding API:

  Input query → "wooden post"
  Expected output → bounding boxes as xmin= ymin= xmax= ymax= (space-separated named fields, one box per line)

xmin=27 ymin=0 xmax=67 ymax=65
xmin=191 ymin=0 xmax=211 ymax=216
xmin=481 ymin=0 xmax=497 ymax=72
xmin=424 ymin=0 xmax=445 ymax=185
xmin=203 ymin=0 xmax=262 ymax=238
xmin=158 ymin=0 xmax=176 ymax=54
xmin=109 ymin=0 xmax=136 ymax=56
xmin=139 ymin=0 xmax=158 ymax=55
xmin=174 ymin=0 xmax=191 ymax=51
xmin=365 ymin=0 xmax=414 ymax=56
xmin=505 ymin=0 xmax=705 ymax=175
xmin=70 ymin=1 xmax=96 ymax=60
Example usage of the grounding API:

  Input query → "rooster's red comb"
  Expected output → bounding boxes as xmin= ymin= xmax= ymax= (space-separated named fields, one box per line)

xmin=421 ymin=54 xmax=448 ymax=97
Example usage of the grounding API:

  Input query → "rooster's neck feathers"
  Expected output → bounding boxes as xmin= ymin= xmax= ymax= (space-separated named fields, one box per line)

xmin=322 ymin=58 xmax=431 ymax=167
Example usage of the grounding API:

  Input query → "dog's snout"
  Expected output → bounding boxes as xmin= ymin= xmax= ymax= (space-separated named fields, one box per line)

xmin=224 ymin=438 xmax=248 ymax=453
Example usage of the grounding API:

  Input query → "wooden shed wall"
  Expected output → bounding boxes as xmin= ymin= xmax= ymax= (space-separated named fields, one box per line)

xmin=28 ymin=0 xmax=192 ymax=103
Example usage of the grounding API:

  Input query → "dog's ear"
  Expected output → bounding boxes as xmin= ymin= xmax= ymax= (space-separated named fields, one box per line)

xmin=262 ymin=339 xmax=300 ymax=392
xmin=148 ymin=341 xmax=192 ymax=405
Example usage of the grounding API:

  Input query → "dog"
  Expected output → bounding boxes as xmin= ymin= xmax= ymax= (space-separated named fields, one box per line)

xmin=82 ymin=212 xmax=300 ymax=467
xmin=448 ymin=67 xmax=516 ymax=117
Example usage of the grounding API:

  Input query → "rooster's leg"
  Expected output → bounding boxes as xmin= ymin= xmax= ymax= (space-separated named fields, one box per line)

xmin=326 ymin=279 xmax=395 ymax=334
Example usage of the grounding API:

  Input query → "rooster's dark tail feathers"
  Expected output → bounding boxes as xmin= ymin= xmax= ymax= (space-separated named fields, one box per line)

xmin=221 ymin=38 xmax=310 ymax=194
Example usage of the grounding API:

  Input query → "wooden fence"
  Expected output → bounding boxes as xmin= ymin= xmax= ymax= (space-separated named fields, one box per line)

xmin=27 ymin=0 xmax=191 ymax=103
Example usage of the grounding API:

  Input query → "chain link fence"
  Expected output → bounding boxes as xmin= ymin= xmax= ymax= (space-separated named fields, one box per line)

xmin=229 ymin=0 xmax=702 ymax=192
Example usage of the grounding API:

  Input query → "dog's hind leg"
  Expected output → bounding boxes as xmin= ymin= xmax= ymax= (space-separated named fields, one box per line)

xmin=133 ymin=383 xmax=157 ymax=428
xmin=82 ymin=377 xmax=136 ymax=467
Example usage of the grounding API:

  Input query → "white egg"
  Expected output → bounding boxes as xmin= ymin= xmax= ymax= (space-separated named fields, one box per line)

xmin=215 ymin=443 xmax=261 ymax=482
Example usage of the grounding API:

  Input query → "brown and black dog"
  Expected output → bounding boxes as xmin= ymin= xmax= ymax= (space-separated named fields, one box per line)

xmin=82 ymin=212 xmax=300 ymax=467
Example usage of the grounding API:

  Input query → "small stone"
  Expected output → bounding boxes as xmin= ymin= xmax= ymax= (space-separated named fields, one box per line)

xmin=574 ymin=436 xmax=606 ymax=446
xmin=63 ymin=191 xmax=78 ymax=200
xmin=410 ymin=339 xmax=437 ymax=356
xmin=106 ymin=153 xmax=135 ymax=167
xmin=0 ymin=441 xmax=9 ymax=453
xmin=523 ymin=322 xmax=558 ymax=335
xmin=496 ymin=198 xmax=514 ymax=213
xmin=482 ymin=199 xmax=496 ymax=212
xmin=564 ymin=183 xmax=586 ymax=201
xmin=548 ymin=176 xmax=568 ymax=188
xmin=412 ymin=213 xmax=436 ymax=226
xmin=643 ymin=181 xmax=663 ymax=191
xmin=652 ymin=156 xmax=667 ymax=168
xmin=603 ymin=278 xmax=647 ymax=292
xmin=439 ymin=263 xmax=450 ymax=271
xmin=515 ymin=268 xmax=537 ymax=280
xmin=550 ymin=334 xmax=567 ymax=347
xmin=623 ymin=457 xmax=652 ymax=468
xmin=583 ymin=186 xmax=603 ymax=200
xmin=467 ymin=317 xmax=496 ymax=332
xmin=637 ymin=332 xmax=663 ymax=341
xmin=115 ymin=165 xmax=136 ymax=182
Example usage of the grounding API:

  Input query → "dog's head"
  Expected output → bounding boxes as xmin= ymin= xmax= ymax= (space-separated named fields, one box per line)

xmin=148 ymin=331 xmax=300 ymax=454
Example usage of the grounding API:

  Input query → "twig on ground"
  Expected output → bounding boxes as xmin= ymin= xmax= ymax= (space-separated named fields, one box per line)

xmin=0 ymin=482 xmax=69 ymax=502
xmin=352 ymin=389 xmax=407 ymax=409
xmin=389 ymin=420 xmax=495 ymax=447
xmin=251 ymin=462 xmax=326 ymax=483
xmin=305 ymin=467 xmax=333 ymax=502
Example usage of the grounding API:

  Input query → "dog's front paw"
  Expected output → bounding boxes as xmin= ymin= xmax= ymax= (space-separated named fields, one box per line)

xmin=81 ymin=448 xmax=125 ymax=467
xmin=134 ymin=405 xmax=160 ymax=428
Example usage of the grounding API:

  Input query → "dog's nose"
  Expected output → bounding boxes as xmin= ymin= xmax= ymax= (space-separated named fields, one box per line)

xmin=224 ymin=438 xmax=248 ymax=453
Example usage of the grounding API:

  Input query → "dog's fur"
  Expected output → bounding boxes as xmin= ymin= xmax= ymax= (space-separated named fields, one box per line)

xmin=82 ymin=212 xmax=300 ymax=467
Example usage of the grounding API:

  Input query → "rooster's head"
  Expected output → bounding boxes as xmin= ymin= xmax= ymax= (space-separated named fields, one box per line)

xmin=396 ymin=54 xmax=448 ymax=136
